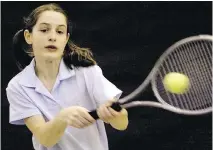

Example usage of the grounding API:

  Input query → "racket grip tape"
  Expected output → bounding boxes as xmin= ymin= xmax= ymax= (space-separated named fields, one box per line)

xmin=89 ymin=102 xmax=122 ymax=120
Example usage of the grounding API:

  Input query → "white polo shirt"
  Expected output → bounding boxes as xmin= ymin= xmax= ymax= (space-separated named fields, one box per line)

xmin=6 ymin=58 xmax=122 ymax=150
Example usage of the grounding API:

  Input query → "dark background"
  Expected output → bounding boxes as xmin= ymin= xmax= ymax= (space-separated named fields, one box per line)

xmin=2 ymin=1 xmax=212 ymax=150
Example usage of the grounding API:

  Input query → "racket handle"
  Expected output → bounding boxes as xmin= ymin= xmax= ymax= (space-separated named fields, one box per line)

xmin=89 ymin=102 xmax=122 ymax=120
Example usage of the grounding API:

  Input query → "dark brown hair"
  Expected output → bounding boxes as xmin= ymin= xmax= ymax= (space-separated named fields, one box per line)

xmin=12 ymin=3 xmax=96 ymax=70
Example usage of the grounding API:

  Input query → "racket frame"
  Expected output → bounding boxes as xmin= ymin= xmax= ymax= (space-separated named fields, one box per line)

xmin=120 ymin=35 xmax=213 ymax=115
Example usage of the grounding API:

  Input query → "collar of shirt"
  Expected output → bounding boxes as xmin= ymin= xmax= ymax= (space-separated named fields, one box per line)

xmin=19 ymin=58 xmax=76 ymax=88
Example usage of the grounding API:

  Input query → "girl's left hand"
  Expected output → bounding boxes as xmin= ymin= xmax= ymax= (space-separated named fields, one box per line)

xmin=97 ymin=100 xmax=126 ymax=123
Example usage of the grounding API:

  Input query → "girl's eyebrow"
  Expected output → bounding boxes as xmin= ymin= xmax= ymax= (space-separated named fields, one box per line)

xmin=39 ymin=22 xmax=66 ymax=27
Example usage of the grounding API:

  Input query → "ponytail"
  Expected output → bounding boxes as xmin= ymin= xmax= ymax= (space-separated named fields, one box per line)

xmin=12 ymin=29 xmax=32 ymax=71
xmin=63 ymin=40 xmax=97 ymax=69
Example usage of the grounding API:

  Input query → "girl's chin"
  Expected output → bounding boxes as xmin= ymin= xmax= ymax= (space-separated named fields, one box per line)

xmin=38 ymin=53 xmax=63 ymax=61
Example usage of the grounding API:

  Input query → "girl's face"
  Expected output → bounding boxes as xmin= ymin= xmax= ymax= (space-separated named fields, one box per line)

xmin=24 ymin=11 xmax=70 ymax=61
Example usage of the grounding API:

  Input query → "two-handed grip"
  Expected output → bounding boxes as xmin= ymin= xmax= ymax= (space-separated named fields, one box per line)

xmin=89 ymin=102 xmax=122 ymax=120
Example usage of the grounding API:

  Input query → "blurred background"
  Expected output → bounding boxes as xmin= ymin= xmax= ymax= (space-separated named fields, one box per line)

xmin=2 ymin=1 xmax=212 ymax=150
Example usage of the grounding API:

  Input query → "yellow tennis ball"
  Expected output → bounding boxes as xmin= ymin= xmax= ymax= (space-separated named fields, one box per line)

xmin=163 ymin=72 xmax=190 ymax=94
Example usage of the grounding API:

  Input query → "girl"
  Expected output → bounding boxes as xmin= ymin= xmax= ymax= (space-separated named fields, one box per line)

xmin=6 ymin=3 xmax=128 ymax=150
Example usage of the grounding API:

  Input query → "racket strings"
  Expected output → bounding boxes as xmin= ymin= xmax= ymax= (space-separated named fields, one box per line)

xmin=180 ymin=41 xmax=211 ymax=109
xmin=193 ymin=41 xmax=212 ymax=95
xmin=156 ymin=40 xmax=212 ymax=111
xmin=180 ymin=41 xmax=207 ymax=109
xmin=159 ymin=47 xmax=195 ymax=109
xmin=170 ymin=51 xmax=194 ymax=109
xmin=183 ymin=41 xmax=211 ymax=108
xmin=190 ymin=41 xmax=212 ymax=108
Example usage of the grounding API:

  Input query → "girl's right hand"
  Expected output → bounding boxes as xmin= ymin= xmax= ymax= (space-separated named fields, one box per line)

xmin=59 ymin=106 xmax=95 ymax=128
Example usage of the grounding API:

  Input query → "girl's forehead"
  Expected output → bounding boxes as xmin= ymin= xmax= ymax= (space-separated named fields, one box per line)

xmin=36 ymin=11 xmax=67 ymax=26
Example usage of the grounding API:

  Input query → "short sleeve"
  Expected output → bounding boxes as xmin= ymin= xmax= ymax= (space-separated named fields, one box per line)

xmin=6 ymin=87 xmax=41 ymax=125
xmin=85 ymin=65 xmax=123 ymax=105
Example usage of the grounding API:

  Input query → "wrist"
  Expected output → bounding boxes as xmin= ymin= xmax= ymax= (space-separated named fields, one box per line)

xmin=120 ymin=108 xmax=128 ymax=116
xmin=57 ymin=109 xmax=68 ymax=125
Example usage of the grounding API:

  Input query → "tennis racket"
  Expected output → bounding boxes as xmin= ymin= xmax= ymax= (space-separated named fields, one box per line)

xmin=89 ymin=35 xmax=212 ymax=119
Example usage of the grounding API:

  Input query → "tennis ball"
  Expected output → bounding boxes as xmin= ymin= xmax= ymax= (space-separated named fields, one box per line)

xmin=163 ymin=72 xmax=190 ymax=94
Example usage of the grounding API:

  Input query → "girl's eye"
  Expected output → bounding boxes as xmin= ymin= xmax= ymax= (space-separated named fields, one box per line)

xmin=57 ymin=31 xmax=64 ymax=34
xmin=40 ymin=29 xmax=48 ymax=33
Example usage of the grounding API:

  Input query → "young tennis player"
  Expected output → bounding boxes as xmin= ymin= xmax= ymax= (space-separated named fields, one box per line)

xmin=6 ymin=3 xmax=128 ymax=150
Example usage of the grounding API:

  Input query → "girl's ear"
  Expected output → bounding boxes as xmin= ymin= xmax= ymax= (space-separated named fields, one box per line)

xmin=66 ymin=33 xmax=70 ymax=43
xmin=24 ymin=30 xmax=33 ymax=44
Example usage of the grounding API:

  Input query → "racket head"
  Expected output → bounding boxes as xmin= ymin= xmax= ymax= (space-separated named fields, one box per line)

xmin=151 ymin=35 xmax=212 ymax=115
